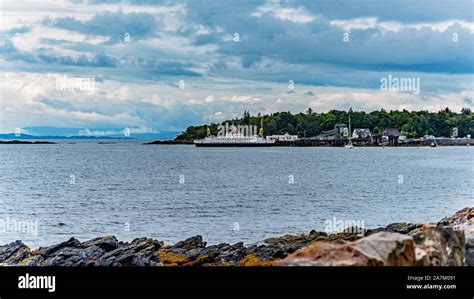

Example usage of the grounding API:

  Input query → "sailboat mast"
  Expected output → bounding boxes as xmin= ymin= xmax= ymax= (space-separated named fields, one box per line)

xmin=348 ymin=113 xmax=351 ymax=138
xmin=206 ymin=118 xmax=211 ymax=136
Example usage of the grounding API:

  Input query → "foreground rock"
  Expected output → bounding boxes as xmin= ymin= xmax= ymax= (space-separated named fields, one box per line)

xmin=0 ymin=236 xmax=162 ymax=267
xmin=438 ymin=207 xmax=474 ymax=266
xmin=409 ymin=225 xmax=465 ymax=266
xmin=0 ymin=208 xmax=472 ymax=266
xmin=278 ymin=208 xmax=472 ymax=267
xmin=278 ymin=232 xmax=415 ymax=266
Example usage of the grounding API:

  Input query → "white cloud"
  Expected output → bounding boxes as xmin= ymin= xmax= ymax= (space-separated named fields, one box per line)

xmin=253 ymin=1 xmax=315 ymax=23
xmin=330 ymin=17 xmax=474 ymax=33
xmin=205 ymin=95 xmax=216 ymax=103
xmin=1 ymin=0 xmax=472 ymax=133
xmin=222 ymin=95 xmax=262 ymax=103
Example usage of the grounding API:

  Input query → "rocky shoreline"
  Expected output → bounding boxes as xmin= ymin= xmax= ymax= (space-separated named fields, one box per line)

xmin=0 ymin=140 xmax=57 ymax=144
xmin=1 ymin=208 xmax=472 ymax=267
xmin=143 ymin=139 xmax=194 ymax=145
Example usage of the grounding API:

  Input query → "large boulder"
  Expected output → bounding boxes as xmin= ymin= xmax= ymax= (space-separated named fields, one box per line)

xmin=278 ymin=232 xmax=415 ymax=266
xmin=463 ymin=224 xmax=474 ymax=266
xmin=352 ymin=232 xmax=415 ymax=266
xmin=276 ymin=240 xmax=378 ymax=266
xmin=409 ymin=225 xmax=465 ymax=266
xmin=438 ymin=207 xmax=473 ymax=266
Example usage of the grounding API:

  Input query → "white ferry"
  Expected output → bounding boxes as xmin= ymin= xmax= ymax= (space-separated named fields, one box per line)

xmin=194 ymin=124 xmax=276 ymax=147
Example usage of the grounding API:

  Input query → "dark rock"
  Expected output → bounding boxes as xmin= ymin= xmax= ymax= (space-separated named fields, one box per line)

xmin=19 ymin=255 xmax=44 ymax=266
xmin=263 ymin=230 xmax=327 ymax=248
xmin=114 ymin=252 xmax=151 ymax=266
xmin=42 ymin=254 xmax=90 ymax=267
xmin=364 ymin=227 xmax=386 ymax=236
xmin=365 ymin=223 xmax=422 ymax=237
xmin=98 ymin=238 xmax=161 ymax=266
xmin=42 ymin=247 xmax=85 ymax=267
xmin=325 ymin=231 xmax=364 ymax=242
xmin=81 ymin=236 xmax=118 ymax=252
xmin=385 ymin=223 xmax=423 ymax=234
xmin=465 ymin=227 xmax=474 ymax=266
xmin=43 ymin=256 xmax=66 ymax=266
xmin=83 ymin=246 xmax=105 ymax=260
xmin=0 ymin=241 xmax=32 ymax=264
xmin=172 ymin=236 xmax=207 ymax=251
xmin=143 ymin=139 xmax=193 ymax=145
xmin=0 ymin=140 xmax=56 ymax=144
xmin=159 ymin=241 xmax=248 ymax=266
xmin=261 ymin=230 xmax=328 ymax=258
xmin=438 ymin=207 xmax=473 ymax=227
xmin=248 ymin=245 xmax=287 ymax=260
xmin=466 ymin=241 xmax=474 ymax=266
xmin=213 ymin=242 xmax=246 ymax=263
xmin=39 ymin=237 xmax=81 ymax=256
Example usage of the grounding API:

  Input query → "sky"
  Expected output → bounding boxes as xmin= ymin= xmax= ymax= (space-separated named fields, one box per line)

xmin=0 ymin=0 xmax=473 ymax=134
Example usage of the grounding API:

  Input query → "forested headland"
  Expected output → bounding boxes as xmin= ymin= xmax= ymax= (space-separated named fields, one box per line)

xmin=176 ymin=108 xmax=473 ymax=141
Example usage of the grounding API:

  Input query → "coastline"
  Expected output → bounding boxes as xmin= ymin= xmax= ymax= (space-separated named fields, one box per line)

xmin=141 ymin=139 xmax=474 ymax=147
xmin=1 ymin=138 xmax=472 ymax=146
xmin=1 ymin=208 xmax=472 ymax=267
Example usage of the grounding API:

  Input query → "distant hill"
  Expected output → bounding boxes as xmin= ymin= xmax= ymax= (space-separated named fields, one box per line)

xmin=0 ymin=131 xmax=180 ymax=140
xmin=0 ymin=133 xmax=119 ymax=140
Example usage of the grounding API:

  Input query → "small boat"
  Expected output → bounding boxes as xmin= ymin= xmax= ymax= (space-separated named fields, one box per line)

xmin=344 ymin=141 xmax=354 ymax=149
xmin=430 ymin=142 xmax=437 ymax=147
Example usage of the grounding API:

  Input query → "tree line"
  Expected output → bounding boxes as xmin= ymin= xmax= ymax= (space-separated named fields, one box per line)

xmin=176 ymin=108 xmax=473 ymax=140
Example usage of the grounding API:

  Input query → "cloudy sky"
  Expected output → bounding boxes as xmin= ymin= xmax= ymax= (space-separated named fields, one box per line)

xmin=1 ymin=0 xmax=473 ymax=134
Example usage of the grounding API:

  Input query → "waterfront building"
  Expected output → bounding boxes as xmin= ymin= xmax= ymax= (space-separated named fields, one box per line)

xmin=266 ymin=133 xmax=299 ymax=141
xmin=352 ymin=128 xmax=372 ymax=138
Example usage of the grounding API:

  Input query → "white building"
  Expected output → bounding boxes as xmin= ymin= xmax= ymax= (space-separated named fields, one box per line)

xmin=266 ymin=133 xmax=299 ymax=141
xmin=352 ymin=128 xmax=372 ymax=138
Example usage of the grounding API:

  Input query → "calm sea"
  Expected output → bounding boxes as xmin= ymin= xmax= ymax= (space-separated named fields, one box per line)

xmin=1 ymin=139 xmax=473 ymax=247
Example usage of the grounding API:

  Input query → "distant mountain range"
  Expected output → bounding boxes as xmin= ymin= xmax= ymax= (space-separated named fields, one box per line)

xmin=0 ymin=127 xmax=181 ymax=140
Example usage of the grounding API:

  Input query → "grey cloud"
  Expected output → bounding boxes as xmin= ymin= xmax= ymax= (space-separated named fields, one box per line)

xmin=43 ymin=10 xmax=160 ymax=43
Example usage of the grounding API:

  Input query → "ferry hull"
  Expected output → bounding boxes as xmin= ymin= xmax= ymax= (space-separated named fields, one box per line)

xmin=194 ymin=143 xmax=275 ymax=147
